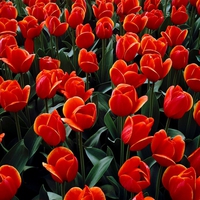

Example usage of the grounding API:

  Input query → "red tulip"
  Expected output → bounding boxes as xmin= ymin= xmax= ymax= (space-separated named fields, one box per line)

xmin=34 ymin=110 xmax=66 ymax=146
xmin=172 ymin=0 xmax=189 ymax=8
xmin=196 ymin=0 xmax=200 ymax=15
xmin=64 ymin=185 xmax=106 ymax=200
xmin=95 ymin=16 xmax=114 ymax=39
xmin=143 ymin=0 xmax=161 ymax=11
xmin=43 ymin=2 xmax=61 ymax=19
xmin=188 ymin=147 xmax=200 ymax=177
xmin=1 ymin=46 xmax=35 ymax=74
xmin=123 ymin=13 xmax=148 ymax=33
xmin=118 ymin=156 xmax=150 ymax=193
xmin=78 ymin=48 xmax=99 ymax=73
xmin=0 ymin=132 xmax=5 ymax=143
xmin=132 ymin=191 xmax=155 ymax=200
xmin=163 ymin=85 xmax=193 ymax=119
xmin=0 ymin=80 xmax=30 ymax=112
xmin=39 ymin=56 xmax=60 ymax=71
xmin=171 ymin=5 xmax=188 ymax=25
xmin=193 ymin=100 xmax=200 ymax=126
xmin=63 ymin=76 xmax=94 ymax=102
xmin=0 ymin=18 xmax=17 ymax=35
xmin=23 ymin=0 xmax=50 ymax=6
xmin=121 ymin=114 xmax=154 ymax=151
xmin=161 ymin=25 xmax=188 ymax=47
xmin=190 ymin=0 xmax=198 ymax=6
xmin=110 ymin=59 xmax=146 ymax=88
xmin=184 ymin=64 xmax=199 ymax=88
xmin=140 ymin=53 xmax=172 ymax=82
xmin=109 ymin=83 xmax=148 ymax=116
xmin=0 ymin=165 xmax=21 ymax=200
xmin=0 ymin=1 xmax=17 ymax=19
xmin=116 ymin=32 xmax=140 ymax=62
xmin=42 ymin=146 xmax=78 ymax=183
xmin=75 ymin=23 xmax=95 ymax=49
xmin=71 ymin=0 xmax=87 ymax=12
xmin=151 ymin=129 xmax=185 ymax=166
xmin=62 ymin=96 xmax=97 ymax=132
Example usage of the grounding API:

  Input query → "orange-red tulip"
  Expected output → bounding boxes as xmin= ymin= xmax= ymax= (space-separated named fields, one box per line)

xmin=0 ymin=1 xmax=17 ymax=19
xmin=64 ymin=185 xmax=106 ymax=200
xmin=75 ymin=23 xmax=95 ymax=49
xmin=1 ymin=46 xmax=35 ymax=74
xmin=109 ymin=83 xmax=148 ymax=116
xmin=118 ymin=156 xmax=150 ymax=193
xmin=39 ymin=56 xmax=60 ymax=71
xmin=140 ymin=53 xmax=172 ymax=82
xmin=132 ymin=191 xmax=155 ymax=200
xmin=78 ymin=48 xmax=99 ymax=73
xmin=143 ymin=0 xmax=161 ymax=11
xmin=184 ymin=64 xmax=200 ymax=92
xmin=163 ymin=85 xmax=193 ymax=119
xmin=121 ymin=114 xmax=154 ymax=151
xmin=42 ymin=146 xmax=78 ymax=183
xmin=196 ymin=0 xmax=200 ymax=15
xmin=171 ymin=5 xmax=188 ymax=25
xmin=63 ymin=76 xmax=94 ymax=102
xmin=162 ymin=164 xmax=200 ymax=200
xmin=0 ymin=133 xmax=5 ymax=143
xmin=0 ymin=165 xmax=21 ymax=200
xmin=123 ymin=13 xmax=148 ymax=33
xmin=110 ymin=59 xmax=146 ymax=88
xmin=188 ymin=147 xmax=200 ymax=177
xmin=0 ymin=18 xmax=17 ymax=35
xmin=0 ymin=80 xmax=30 ymax=112
xmin=193 ymin=100 xmax=200 ymax=126
xmin=71 ymin=0 xmax=87 ymax=12
xmin=62 ymin=96 xmax=97 ymax=132
xmin=116 ymin=32 xmax=140 ymax=62
xmin=161 ymin=25 xmax=188 ymax=47
xmin=190 ymin=0 xmax=198 ymax=6
xmin=151 ymin=129 xmax=185 ymax=166
xmin=34 ymin=110 xmax=66 ymax=146
xmin=172 ymin=0 xmax=189 ymax=8
xmin=43 ymin=2 xmax=61 ymax=19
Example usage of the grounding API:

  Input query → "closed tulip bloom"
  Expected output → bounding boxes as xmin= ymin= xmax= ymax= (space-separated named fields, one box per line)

xmin=196 ymin=0 xmax=200 ymax=15
xmin=170 ymin=45 xmax=189 ymax=70
xmin=184 ymin=64 xmax=200 ymax=92
xmin=63 ymin=76 xmax=94 ymax=102
xmin=193 ymin=100 xmax=200 ymax=126
xmin=43 ymin=2 xmax=61 ymax=19
xmin=0 ymin=133 xmax=5 ymax=143
xmin=62 ymin=96 xmax=97 ymax=132
xmin=0 ymin=165 xmax=21 ymax=200
xmin=121 ymin=114 xmax=154 ymax=151
xmin=164 ymin=85 xmax=193 ymax=119
xmin=110 ymin=59 xmax=146 ymax=88
xmin=75 ymin=23 xmax=95 ymax=49
xmin=118 ymin=156 xmax=150 ymax=193
xmin=151 ymin=129 xmax=185 ymax=166
xmin=171 ymin=5 xmax=188 ymax=25
xmin=78 ymin=48 xmax=99 ymax=73
xmin=109 ymin=83 xmax=148 ymax=116
xmin=162 ymin=164 xmax=200 ymax=200
xmin=1 ymin=46 xmax=35 ymax=74
xmin=172 ymin=0 xmax=189 ymax=8
xmin=34 ymin=110 xmax=66 ymax=146
xmin=143 ymin=0 xmax=161 ymax=11
xmin=140 ymin=53 xmax=172 ymax=82
xmin=190 ymin=0 xmax=198 ymax=6
xmin=64 ymin=185 xmax=106 ymax=200
xmin=0 ymin=18 xmax=17 ymax=35
xmin=123 ymin=13 xmax=148 ymax=34
xmin=42 ymin=146 xmax=78 ymax=183
xmin=39 ymin=56 xmax=60 ymax=71
xmin=95 ymin=16 xmax=114 ymax=39
xmin=0 ymin=80 xmax=30 ymax=112
xmin=133 ymin=191 xmax=155 ymax=200
xmin=0 ymin=1 xmax=17 ymax=19
xmin=188 ymin=147 xmax=200 ymax=177
xmin=161 ymin=25 xmax=188 ymax=47
xmin=116 ymin=32 xmax=140 ymax=62
xmin=72 ymin=0 xmax=87 ymax=12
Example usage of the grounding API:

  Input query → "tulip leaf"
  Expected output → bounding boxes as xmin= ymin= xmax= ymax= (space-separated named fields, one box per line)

xmin=85 ymin=156 xmax=113 ymax=187
xmin=12 ymin=197 xmax=19 ymax=200
xmin=39 ymin=185 xmax=49 ymax=200
xmin=0 ymin=139 xmax=29 ymax=173
xmin=47 ymin=192 xmax=62 ymax=200
xmin=101 ymin=184 xmax=118 ymax=199
xmin=167 ymin=128 xmax=185 ymax=140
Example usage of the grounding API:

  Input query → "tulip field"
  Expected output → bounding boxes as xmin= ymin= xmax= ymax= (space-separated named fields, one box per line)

xmin=0 ymin=0 xmax=200 ymax=199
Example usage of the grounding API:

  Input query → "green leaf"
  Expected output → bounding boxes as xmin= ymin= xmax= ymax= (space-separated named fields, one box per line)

xmin=167 ymin=128 xmax=185 ymax=140
xmin=47 ymin=192 xmax=62 ymax=200
xmin=85 ymin=156 xmax=113 ymax=187
xmin=0 ymin=140 xmax=29 ymax=173
xmin=101 ymin=184 xmax=119 ymax=199
xmin=39 ymin=185 xmax=49 ymax=200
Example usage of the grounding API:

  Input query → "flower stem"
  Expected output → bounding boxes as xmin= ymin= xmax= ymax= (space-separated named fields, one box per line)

xmin=119 ymin=116 xmax=125 ymax=166
xmin=61 ymin=181 xmax=66 ymax=199
xmin=149 ymin=82 xmax=155 ymax=117
xmin=155 ymin=165 xmax=163 ymax=200
xmin=44 ymin=98 xmax=49 ymax=113
xmin=165 ymin=117 xmax=171 ymax=132
xmin=101 ymin=38 xmax=106 ymax=82
xmin=14 ymin=112 xmax=22 ymax=141
xmin=86 ymin=72 xmax=90 ymax=91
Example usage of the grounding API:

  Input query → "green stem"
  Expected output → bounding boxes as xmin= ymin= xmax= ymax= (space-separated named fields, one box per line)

xmin=50 ymin=35 xmax=55 ymax=58
xmin=61 ymin=181 xmax=66 ymax=199
xmin=14 ymin=112 xmax=22 ymax=141
xmin=55 ymin=36 xmax=59 ymax=59
xmin=119 ymin=116 xmax=125 ymax=166
xmin=172 ymin=69 xmax=179 ymax=85
xmin=155 ymin=166 xmax=163 ymax=200
xmin=44 ymin=98 xmax=49 ymax=113
xmin=165 ymin=117 xmax=171 ymax=132
xmin=86 ymin=72 xmax=90 ymax=91
xmin=0 ymin=143 xmax=8 ymax=153
xmin=101 ymin=38 xmax=106 ymax=82
xmin=20 ymin=73 xmax=25 ymax=88
xmin=149 ymin=82 xmax=155 ymax=117
xmin=164 ymin=0 xmax=169 ymax=17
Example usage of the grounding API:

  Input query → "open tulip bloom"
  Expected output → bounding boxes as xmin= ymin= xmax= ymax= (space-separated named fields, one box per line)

xmin=0 ymin=0 xmax=200 ymax=199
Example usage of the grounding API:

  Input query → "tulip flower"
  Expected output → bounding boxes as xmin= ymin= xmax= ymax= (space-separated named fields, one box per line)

xmin=161 ymin=25 xmax=188 ymax=47
xmin=151 ymin=129 xmax=185 ymax=166
xmin=64 ymin=185 xmax=106 ymax=200
xmin=109 ymin=83 xmax=148 ymax=116
xmin=34 ymin=110 xmax=66 ymax=146
xmin=95 ymin=16 xmax=114 ymax=39
xmin=123 ymin=13 xmax=148 ymax=34
xmin=143 ymin=0 xmax=161 ymax=11
xmin=39 ymin=56 xmax=60 ymax=71
xmin=188 ymin=147 xmax=200 ymax=177
xmin=0 ymin=46 xmax=35 ymax=74
xmin=0 ymin=18 xmax=17 ymax=35
xmin=171 ymin=5 xmax=188 ymax=25
xmin=140 ymin=53 xmax=172 ymax=82
xmin=0 ymin=1 xmax=18 ymax=19
xmin=193 ymin=100 xmax=200 ymax=126
xmin=190 ymin=0 xmax=198 ymax=6
xmin=196 ymin=0 xmax=200 ymax=15
xmin=63 ymin=76 xmax=94 ymax=102
xmin=78 ymin=48 xmax=99 ymax=73
xmin=172 ymin=0 xmax=189 ymax=8
xmin=0 ymin=165 xmax=21 ymax=200
xmin=121 ymin=114 xmax=154 ymax=151
xmin=118 ymin=156 xmax=150 ymax=193
xmin=0 ymin=133 xmax=5 ymax=143
xmin=110 ymin=59 xmax=146 ymax=88
xmin=62 ymin=96 xmax=97 ymax=132
xmin=132 ymin=191 xmax=155 ymax=200
xmin=162 ymin=164 xmax=200 ymax=200
xmin=43 ymin=2 xmax=61 ymax=19
xmin=170 ymin=45 xmax=189 ymax=70
xmin=116 ymin=32 xmax=140 ymax=62
xmin=75 ymin=23 xmax=95 ymax=49
xmin=0 ymin=80 xmax=30 ymax=112
xmin=163 ymin=85 xmax=193 ymax=119
xmin=42 ymin=146 xmax=78 ymax=183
